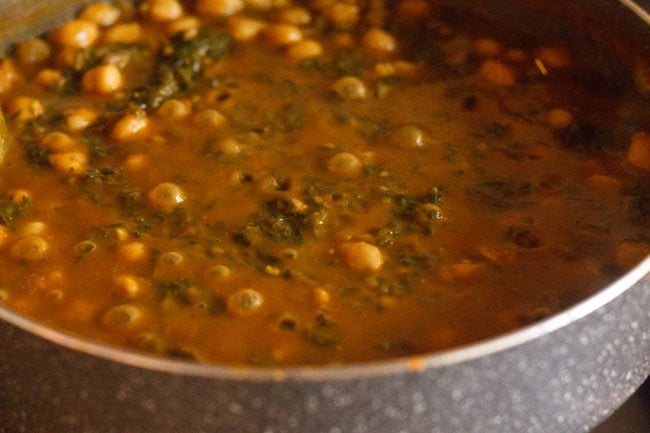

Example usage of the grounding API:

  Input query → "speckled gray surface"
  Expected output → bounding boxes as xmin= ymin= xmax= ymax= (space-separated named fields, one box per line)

xmin=1 ymin=275 xmax=648 ymax=433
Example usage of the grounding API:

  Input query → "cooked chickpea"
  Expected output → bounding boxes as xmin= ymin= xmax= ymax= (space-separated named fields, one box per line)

xmin=157 ymin=99 xmax=191 ymax=118
xmin=141 ymin=0 xmax=184 ymax=22
xmin=339 ymin=241 xmax=384 ymax=272
xmin=73 ymin=239 xmax=97 ymax=256
xmin=264 ymin=24 xmax=303 ymax=46
xmin=34 ymin=68 xmax=65 ymax=90
xmin=286 ymin=39 xmax=323 ymax=60
xmin=312 ymin=287 xmax=330 ymax=305
xmin=332 ymin=76 xmax=367 ymax=100
xmin=18 ymin=221 xmax=46 ymax=237
xmin=278 ymin=7 xmax=311 ymax=25
xmin=118 ymin=242 xmax=149 ymax=262
xmin=478 ymin=60 xmax=515 ymax=87
xmin=227 ymin=288 xmax=264 ymax=316
xmin=506 ymin=48 xmax=527 ymax=63
xmin=103 ymin=23 xmax=144 ymax=44
xmin=390 ymin=124 xmax=428 ymax=149
xmin=52 ymin=19 xmax=99 ymax=48
xmin=6 ymin=96 xmax=44 ymax=121
xmin=0 ymin=59 xmax=18 ymax=95
xmin=148 ymin=182 xmax=187 ymax=209
xmin=113 ymin=275 xmax=143 ymax=297
xmin=9 ymin=189 xmax=31 ymax=203
xmin=537 ymin=46 xmax=572 ymax=69
xmin=206 ymin=264 xmax=231 ymax=278
xmin=65 ymin=107 xmax=98 ymax=131
xmin=15 ymin=38 xmax=51 ymax=65
xmin=82 ymin=64 xmax=123 ymax=94
xmin=362 ymin=28 xmax=397 ymax=55
xmin=0 ymin=225 xmax=9 ymax=250
xmin=124 ymin=153 xmax=148 ymax=172
xmin=547 ymin=108 xmax=574 ymax=129
xmin=196 ymin=0 xmax=245 ymax=17
xmin=101 ymin=304 xmax=143 ymax=329
xmin=472 ymin=38 xmax=502 ymax=57
xmin=165 ymin=15 xmax=200 ymax=38
xmin=194 ymin=109 xmax=227 ymax=128
xmin=111 ymin=113 xmax=151 ymax=142
xmin=217 ymin=137 xmax=243 ymax=155
xmin=10 ymin=235 xmax=49 ymax=261
xmin=81 ymin=2 xmax=121 ymax=26
xmin=49 ymin=151 xmax=88 ymax=175
xmin=327 ymin=152 xmax=362 ymax=177
xmin=626 ymin=131 xmax=650 ymax=172
xmin=227 ymin=16 xmax=266 ymax=41
xmin=325 ymin=2 xmax=359 ymax=27
xmin=41 ymin=131 xmax=77 ymax=152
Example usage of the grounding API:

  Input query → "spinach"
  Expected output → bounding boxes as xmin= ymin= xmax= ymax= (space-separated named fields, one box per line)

xmin=129 ymin=28 xmax=231 ymax=109
xmin=237 ymin=198 xmax=306 ymax=245
xmin=0 ymin=197 xmax=31 ymax=228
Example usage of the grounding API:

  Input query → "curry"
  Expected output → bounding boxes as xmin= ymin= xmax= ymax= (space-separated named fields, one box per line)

xmin=0 ymin=0 xmax=648 ymax=366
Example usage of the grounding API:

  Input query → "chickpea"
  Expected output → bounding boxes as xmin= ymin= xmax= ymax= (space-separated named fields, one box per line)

xmin=472 ymin=38 xmax=502 ymax=58
xmin=9 ymin=189 xmax=31 ymax=203
xmin=286 ymin=39 xmax=323 ymax=60
xmin=547 ymin=108 xmax=574 ymax=129
xmin=6 ymin=96 xmax=44 ymax=121
xmin=278 ymin=7 xmax=311 ymax=26
xmin=157 ymin=99 xmax=191 ymax=119
xmin=35 ymin=69 xmax=65 ymax=90
xmin=626 ymin=131 xmax=650 ymax=172
xmin=438 ymin=261 xmax=483 ymax=284
xmin=390 ymin=124 xmax=428 ymax=149
xmin=101 ymin=304 xmax=143 ymax=329
xmin=226 ymin=16 xmax=266 ymax=41
xmin=65 ymin=107 xmax=98 ymax=131
xmin=506 ymin=48 xmax=527 ymax=64
xmin=82 ymin=64 xmax=123 ymax=94
xmin=40 ymin=131 xmax=76 ymax=152
xmin=312 ymin=287 xmax=330 ymax=305
xmin=0 ymin=225 xmax=8 ymax=250
xmin=332 ymin=75 xmax=367 ymax=100
xmin=118 ymin=242 xmax=149 ymax=262
xmin=74 ymin=239 xmax=97 ymax=256
xmin=478 ymin=60 xmax=515 ymax=87
xmin=206 ymin=264 xmax=231 ymax=279
xmin=194 ymin=109 xmax=227 ymax=128
xmin=165 ymin=15 xmax=201 ymax=38
xmin=49 ymin=151 xmax=88 ymax=175
xmin=15 ymin=38 xmax=51 ymax=65
xmin=195 ymin=0 xmax=245 ymax=17
xmin=362 ymin=28 xmax=397 ymax=55
xmin=124 ymin=153 xmax=148 ymax=172
xmin=338 ymin=241 xmax=384 ymax=272
xmin=264 ymin=24 xmax=303 ymax=46
xmin=327 ymin=152 xmax=362 ymax=177
xmin=0 ymin=59 xmax=18 ymax=95
xmin=10 ymin=235 xmax=49 ymax=261
xmin=216 ymin=137 xmax=243 ymax=156
xmin=326 ymin=2 xmax=359 ymax=28
xmin=52 ymin=19 xmax=100 ymax=48
xmin=18 ymin=221 xmax=46 ymax=237
xmin=81 ymin=2 xmax=121 ymax=26
xmin=103 ymin=23 xmax=144 ymax=44
xmin=113 ymin=275 xmax=143 ymax=298
xmin=536 ymin=46 xmax=572 ymax=69
xmin=141 ymin=0 xmax=184 ymax=22
xmin=227 ymin=288 xmax=264 ymax=316
xmin=111 ymin=113 xmax=151 ymax=142
xmin=148 ymin=182 xmax=187 ymax=210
